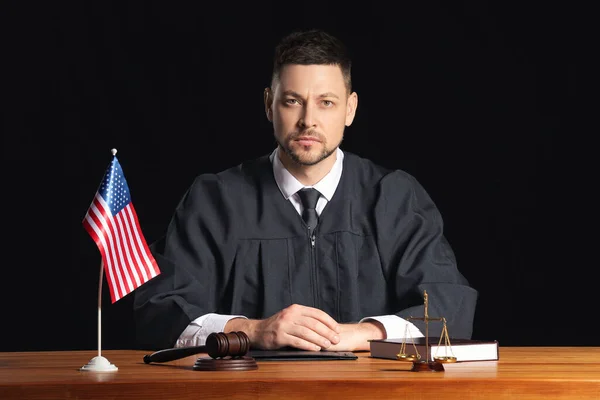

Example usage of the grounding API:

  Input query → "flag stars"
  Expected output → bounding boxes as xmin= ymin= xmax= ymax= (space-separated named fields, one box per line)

xmin=97 ymin=158 xmax=132 ymax=215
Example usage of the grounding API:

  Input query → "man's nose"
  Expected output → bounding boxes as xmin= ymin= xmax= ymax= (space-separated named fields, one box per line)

xmin=298 ymin=105 xmax=317 ymax=129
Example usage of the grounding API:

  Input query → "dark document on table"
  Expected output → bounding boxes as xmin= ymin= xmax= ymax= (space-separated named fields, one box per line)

xmin=248 ymin=349 xmax=358 ymax=361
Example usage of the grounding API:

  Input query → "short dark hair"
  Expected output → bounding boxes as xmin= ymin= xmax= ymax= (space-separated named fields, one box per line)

xmin=271 ymin=29 xmax=352 ymax=93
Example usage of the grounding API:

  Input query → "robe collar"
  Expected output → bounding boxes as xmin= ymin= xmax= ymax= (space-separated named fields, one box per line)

xmin=269 ymin=147 xmax=344 ymax=202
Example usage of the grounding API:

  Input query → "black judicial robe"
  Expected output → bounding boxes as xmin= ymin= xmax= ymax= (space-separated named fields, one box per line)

xmin=133 ymin=151 xmax=478 ymax=350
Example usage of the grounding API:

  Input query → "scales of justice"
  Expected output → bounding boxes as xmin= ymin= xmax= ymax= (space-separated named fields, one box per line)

xmin=396 ymin=290 xmax=457 ymax=372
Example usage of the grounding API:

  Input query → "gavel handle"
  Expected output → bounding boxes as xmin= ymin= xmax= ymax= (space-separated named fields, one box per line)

xmin=143 ymin=346 xmax=207 ymax=364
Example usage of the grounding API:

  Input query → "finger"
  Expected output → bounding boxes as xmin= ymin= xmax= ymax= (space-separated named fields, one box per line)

xmin=297 ymin=305 xmax=341 ymax=334
xmin=277 ymin=305 xmax=340 ymax=347
xmin=281 ymin=328 xmax=327 ymax=351
xmin=287 ymin=318 xmax=339 ymax=349
xmin=297 ymin=316 xmax=341 ymax=345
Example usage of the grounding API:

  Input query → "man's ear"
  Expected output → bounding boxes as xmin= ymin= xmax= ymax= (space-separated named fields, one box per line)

xmin=345 ymin=92 xmax=358 ymax=126
xmin=264 ymin=88 xmax=273 ymax=122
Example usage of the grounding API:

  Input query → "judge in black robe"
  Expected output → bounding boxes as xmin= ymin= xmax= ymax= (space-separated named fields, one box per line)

xmin=133 ymin=149 xmax=478 ymax=350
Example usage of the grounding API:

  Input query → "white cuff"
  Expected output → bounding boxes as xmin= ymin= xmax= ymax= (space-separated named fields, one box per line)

xmin=360 ymin=315 xmax=424 ymax=339
xmin=175 ymin=313 xmax=247 ymax=347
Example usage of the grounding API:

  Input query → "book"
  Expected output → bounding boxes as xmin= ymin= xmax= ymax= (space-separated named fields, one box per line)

xmin=368 ymin=337 xmax=499 ymax=362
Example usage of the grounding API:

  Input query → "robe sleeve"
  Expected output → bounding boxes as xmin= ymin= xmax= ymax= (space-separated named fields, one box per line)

xmin=132 ymin=174 xmax=237 ymax=350
xmin=374 ymin=171 xmax=478 ymax=339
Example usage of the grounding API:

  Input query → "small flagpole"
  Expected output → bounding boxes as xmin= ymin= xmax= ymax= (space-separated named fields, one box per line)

xmin=80 ymin=259 xmax=118 ymax=372
xmin=98 ymin=260 xmax=104 ymax=358
xmin=80 ymin=150 xmax=119 ymax=372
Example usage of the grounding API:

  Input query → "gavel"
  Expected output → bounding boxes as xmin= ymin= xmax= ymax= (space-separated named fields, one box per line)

xmin=143 ymin=331 xmax=250 ymax=363
xmin=143 ymin=331 xmax=257 ymax=371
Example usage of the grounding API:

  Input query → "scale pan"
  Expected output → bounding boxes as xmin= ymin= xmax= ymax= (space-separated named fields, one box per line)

xmin=396 ymin=354 xmax=419 ymax=362
xmin=433 ymin=356 xmax=457 ymax=363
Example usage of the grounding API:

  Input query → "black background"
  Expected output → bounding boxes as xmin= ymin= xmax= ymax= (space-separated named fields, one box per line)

xmin=5 ymin=2 xmax=593 ymax=351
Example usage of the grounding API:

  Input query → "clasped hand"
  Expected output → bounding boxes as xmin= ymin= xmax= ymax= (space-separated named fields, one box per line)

xmin=224 ymin=304 xmax=385 ymax=352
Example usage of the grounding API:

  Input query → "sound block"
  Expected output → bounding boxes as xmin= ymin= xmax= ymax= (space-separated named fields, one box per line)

xmin=193 ymin=356 xmax=258 ymax=371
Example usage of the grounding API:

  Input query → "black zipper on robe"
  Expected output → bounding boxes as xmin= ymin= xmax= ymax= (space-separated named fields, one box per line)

xmin=309 ymin=227 xmax=318 ymax=308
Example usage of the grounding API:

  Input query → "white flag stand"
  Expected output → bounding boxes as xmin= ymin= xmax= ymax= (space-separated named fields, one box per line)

xmin=80 ymin=260 xmax=118 ymax=372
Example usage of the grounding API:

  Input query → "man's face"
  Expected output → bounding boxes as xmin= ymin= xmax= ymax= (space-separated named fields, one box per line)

xmin=265 ymin=64 xmax=357 ymax=166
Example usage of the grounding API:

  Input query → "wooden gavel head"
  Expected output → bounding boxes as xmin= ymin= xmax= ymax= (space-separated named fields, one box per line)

xmin=205 ymin=331 xmax=251 ymax=358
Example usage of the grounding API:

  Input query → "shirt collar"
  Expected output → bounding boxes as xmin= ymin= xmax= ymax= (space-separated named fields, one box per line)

xmin=270 ymin=147 xmax=344 ymax=201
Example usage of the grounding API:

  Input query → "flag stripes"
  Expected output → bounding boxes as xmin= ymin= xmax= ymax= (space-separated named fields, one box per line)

xmin=84 ymin=192 xmax=159 ymax=302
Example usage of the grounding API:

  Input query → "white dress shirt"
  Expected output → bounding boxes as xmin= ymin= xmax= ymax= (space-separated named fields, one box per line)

xmin=175 ymin=148 xmax=423 ymax=347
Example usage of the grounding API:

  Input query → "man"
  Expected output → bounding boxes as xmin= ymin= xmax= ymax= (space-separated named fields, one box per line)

xmin=133 ymin=29 xmax=478 ymax=352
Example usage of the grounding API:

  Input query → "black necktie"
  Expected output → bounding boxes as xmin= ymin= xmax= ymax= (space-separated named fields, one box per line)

xmin=297 ymin=188 xmax=320 ymax=230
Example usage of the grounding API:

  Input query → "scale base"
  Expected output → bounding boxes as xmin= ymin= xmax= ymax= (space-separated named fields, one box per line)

xmin=80 ymin=356 xmax=118 ymax=372
xmin=411 ymin=360 xmax=445 ymax=372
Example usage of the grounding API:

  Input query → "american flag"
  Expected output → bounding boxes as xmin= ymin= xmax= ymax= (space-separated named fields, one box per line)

xmin=83 ymin=150 xmax=160 ymax=303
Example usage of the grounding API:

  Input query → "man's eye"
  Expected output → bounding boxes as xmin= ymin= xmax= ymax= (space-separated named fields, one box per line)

xmin=285 ymin=99 xmax=299 ymax=105
xmin=322 ymin=100 xmax=333 ymax=107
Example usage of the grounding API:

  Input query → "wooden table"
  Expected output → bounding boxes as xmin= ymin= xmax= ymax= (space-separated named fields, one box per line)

xmin=1 ymin=347 xmax=599 ymax=399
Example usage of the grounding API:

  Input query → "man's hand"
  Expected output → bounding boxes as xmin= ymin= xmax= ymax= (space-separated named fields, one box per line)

xmin=325 ymin=321 xmax=386 ymax=351
xmin=224 ymin=304 xmax=341 ymax=351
